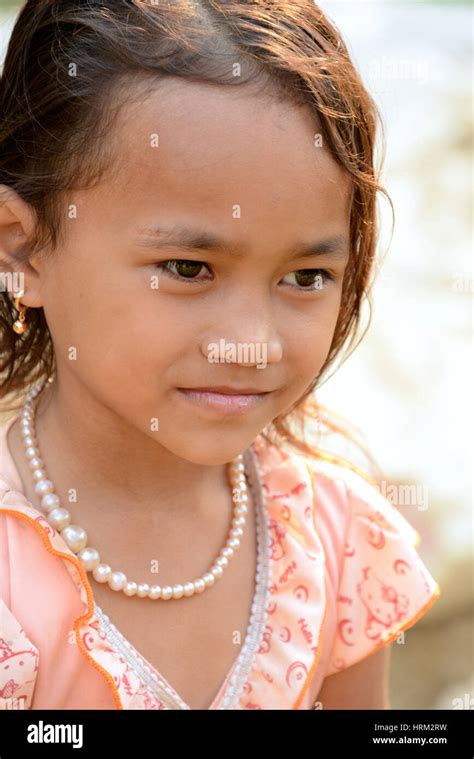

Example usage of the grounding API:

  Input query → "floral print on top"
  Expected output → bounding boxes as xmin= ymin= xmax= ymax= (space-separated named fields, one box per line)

xmin=0 ymin=415 xmax=441 ymax=709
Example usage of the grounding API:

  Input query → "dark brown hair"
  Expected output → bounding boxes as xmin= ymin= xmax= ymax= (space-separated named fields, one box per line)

xmin=0 ymin=0 xmax=392 ymax=480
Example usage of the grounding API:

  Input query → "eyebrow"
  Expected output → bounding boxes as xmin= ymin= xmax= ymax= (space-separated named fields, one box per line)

xmin=134 ymin=225 xmax=350 ymax=262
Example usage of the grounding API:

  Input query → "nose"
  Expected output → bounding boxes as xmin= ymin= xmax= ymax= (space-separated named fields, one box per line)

xmin=200 ymin=295 xmax=283 ymax=368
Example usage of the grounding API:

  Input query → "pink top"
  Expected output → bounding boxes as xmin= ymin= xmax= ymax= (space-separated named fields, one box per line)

xmin=0 ymin=414 xmax=441 ymax=710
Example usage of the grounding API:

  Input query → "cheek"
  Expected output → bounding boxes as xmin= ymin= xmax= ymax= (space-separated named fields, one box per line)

xmin=278 ymin=300 xmax=341 ymax=398
xmin=285 ymin=297 xmax=341 ymax=355
xmin=74 ymin=294 xmax=198 ymax=387
xmin=287 ymin=332 xmax=330 ymax=383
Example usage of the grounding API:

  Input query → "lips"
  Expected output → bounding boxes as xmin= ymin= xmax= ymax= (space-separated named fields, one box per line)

xmin=178 ymin=386 xmax=271 ymax=395
xmin=176 ymin=387 xmax=271 ymax=415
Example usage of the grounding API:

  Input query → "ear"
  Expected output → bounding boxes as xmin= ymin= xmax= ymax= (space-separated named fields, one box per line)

xmin=0 ymin=185 xmax=45 ymax=308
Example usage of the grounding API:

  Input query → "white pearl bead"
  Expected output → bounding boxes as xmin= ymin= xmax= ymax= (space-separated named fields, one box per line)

xmin=61 ymin=524 xmax=88 ymax=553
xmin=148 ymin=585 xmax=162 ymax=599
xmin=124 ymin=581 xmax=138 ymax=596
xmin=25 ymin=446 xmax=38 ymax=459
xmin=211 ymin=565 xmax=224 ymax=579
xmin=28 ymin=457 xmax=43 ymax=470
xmin=194 ymin=578 xmax=206 ymax=592
xmin=48 ymin=507 xmax=71 ymax=531
xmin=221 ymin=547 xmax=234 ymax=559
xmin=23 ymin=436 xmax=36 ymax=448
xmin=41 ymin=493 xmax=60 ymax=513
xmin=78 ymin=546 xmax=101 ymax=571
xmin=93 ymin=564 xmax=112 ymax=582
xmin=202 ymin=573 xmax=215 ymax=587
xmin=161 ymin=586 xmax=173 ymax=600
xmin=232 ymin=516 xmax=246 ymax=528
xmin=32 ymin=469 xmax=46 ymax=481
xmin=183 ymin=582 xmax=195 ymax=597
xmin=172 ymin=584 xmax=184 ymax=599
xmin=228 ymin=537 xmax=241 ymax=550
xmin=231 ymin=527 xmax=244 ymax=539
xmin=215 ymin=556 xmax=229 ymax=568
xmin=137 ymin=583 xmax=150 ymax=598
xmin=35 ymin=479 xmax=54 ymax=496
xmin=108 ymin=571 xmax=127 ymax=591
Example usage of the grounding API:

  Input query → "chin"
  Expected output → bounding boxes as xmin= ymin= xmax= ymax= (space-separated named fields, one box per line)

xmin=173 ymin=436 xmax=255 ymax=467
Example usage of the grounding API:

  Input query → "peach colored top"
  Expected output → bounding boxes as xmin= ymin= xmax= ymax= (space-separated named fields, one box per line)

xmin=0 ymin=415 xmax=441 ymax=710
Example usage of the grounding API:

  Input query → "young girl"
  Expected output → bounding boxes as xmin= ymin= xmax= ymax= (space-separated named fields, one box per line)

xmin=0 ymin=0 xmax=440 ymax=711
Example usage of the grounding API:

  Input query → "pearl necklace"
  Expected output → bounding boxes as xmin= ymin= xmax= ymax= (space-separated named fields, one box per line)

xmin=20 ymin=377 xmax=249 ymax=601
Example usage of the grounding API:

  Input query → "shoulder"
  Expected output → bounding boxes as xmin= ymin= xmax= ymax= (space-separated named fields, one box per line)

xmin=252 ymin=432 xmax=358 ymax=514
xmin=0 ymin=596 xmax=40 ymax=710
xmin=276 ymin=441 xmax=422 ymax=548
xmin=0 ymin=449 xmax=45 ymax=710
xmin=313 ymin=461 xmax=441 ymax=676
xmin=0 ymin=475 xmax=96 ymax=710
xmin=254 ymin=433 xmax=389 ymax=534
xmin=253 ymin=435 xmax=441 ymax=679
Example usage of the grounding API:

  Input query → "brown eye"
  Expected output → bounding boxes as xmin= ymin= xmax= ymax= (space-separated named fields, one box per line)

xmin=281 ymin=268 xmax=334 ymax=291
xmin=295 ymin=270 xmax=320 ymax=288
xmin=173 ymin=260 xmax=203 ymax=278
xmin=158 ymin=259 xmax=209 ymax=280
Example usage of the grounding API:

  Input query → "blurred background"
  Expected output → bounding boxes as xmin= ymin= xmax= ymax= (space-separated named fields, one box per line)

xmin=1 ymin=0 xmax=472 ymax=709
xmin=315 ymin=0 xmax=473 ymax=710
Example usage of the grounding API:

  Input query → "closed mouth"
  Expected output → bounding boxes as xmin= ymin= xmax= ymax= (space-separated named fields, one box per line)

xmin=177 ymin=386 xmax=272 ymax=396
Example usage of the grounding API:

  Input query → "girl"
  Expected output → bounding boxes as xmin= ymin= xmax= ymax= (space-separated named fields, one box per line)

xmin=0 ymin=0 xmax=440 ymax=710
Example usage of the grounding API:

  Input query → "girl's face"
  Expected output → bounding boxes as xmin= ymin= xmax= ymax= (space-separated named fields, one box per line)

xmin=26 ymin=79 xmax=352 ymax=465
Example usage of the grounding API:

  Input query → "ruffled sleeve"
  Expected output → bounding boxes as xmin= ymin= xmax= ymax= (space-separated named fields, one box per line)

xmin=0 ymin=472 xmax=40 ymax=710
xmin=325 ymin=471 xmax=441 ymax=676
xmin=0 ymin=598 xmax=39 ymax=709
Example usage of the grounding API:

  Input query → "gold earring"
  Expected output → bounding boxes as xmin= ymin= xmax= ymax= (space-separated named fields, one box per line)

xmin=12 ymin=289 xmax=29 ymax=335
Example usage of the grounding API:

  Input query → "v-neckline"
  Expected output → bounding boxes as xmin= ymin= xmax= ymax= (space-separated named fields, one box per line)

xmin=92 ymin=445 xmax=271 ymax=710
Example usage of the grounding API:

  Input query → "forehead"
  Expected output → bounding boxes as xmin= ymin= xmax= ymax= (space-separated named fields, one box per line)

xmin=95 ymin=78 xmax=352 ymax=243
